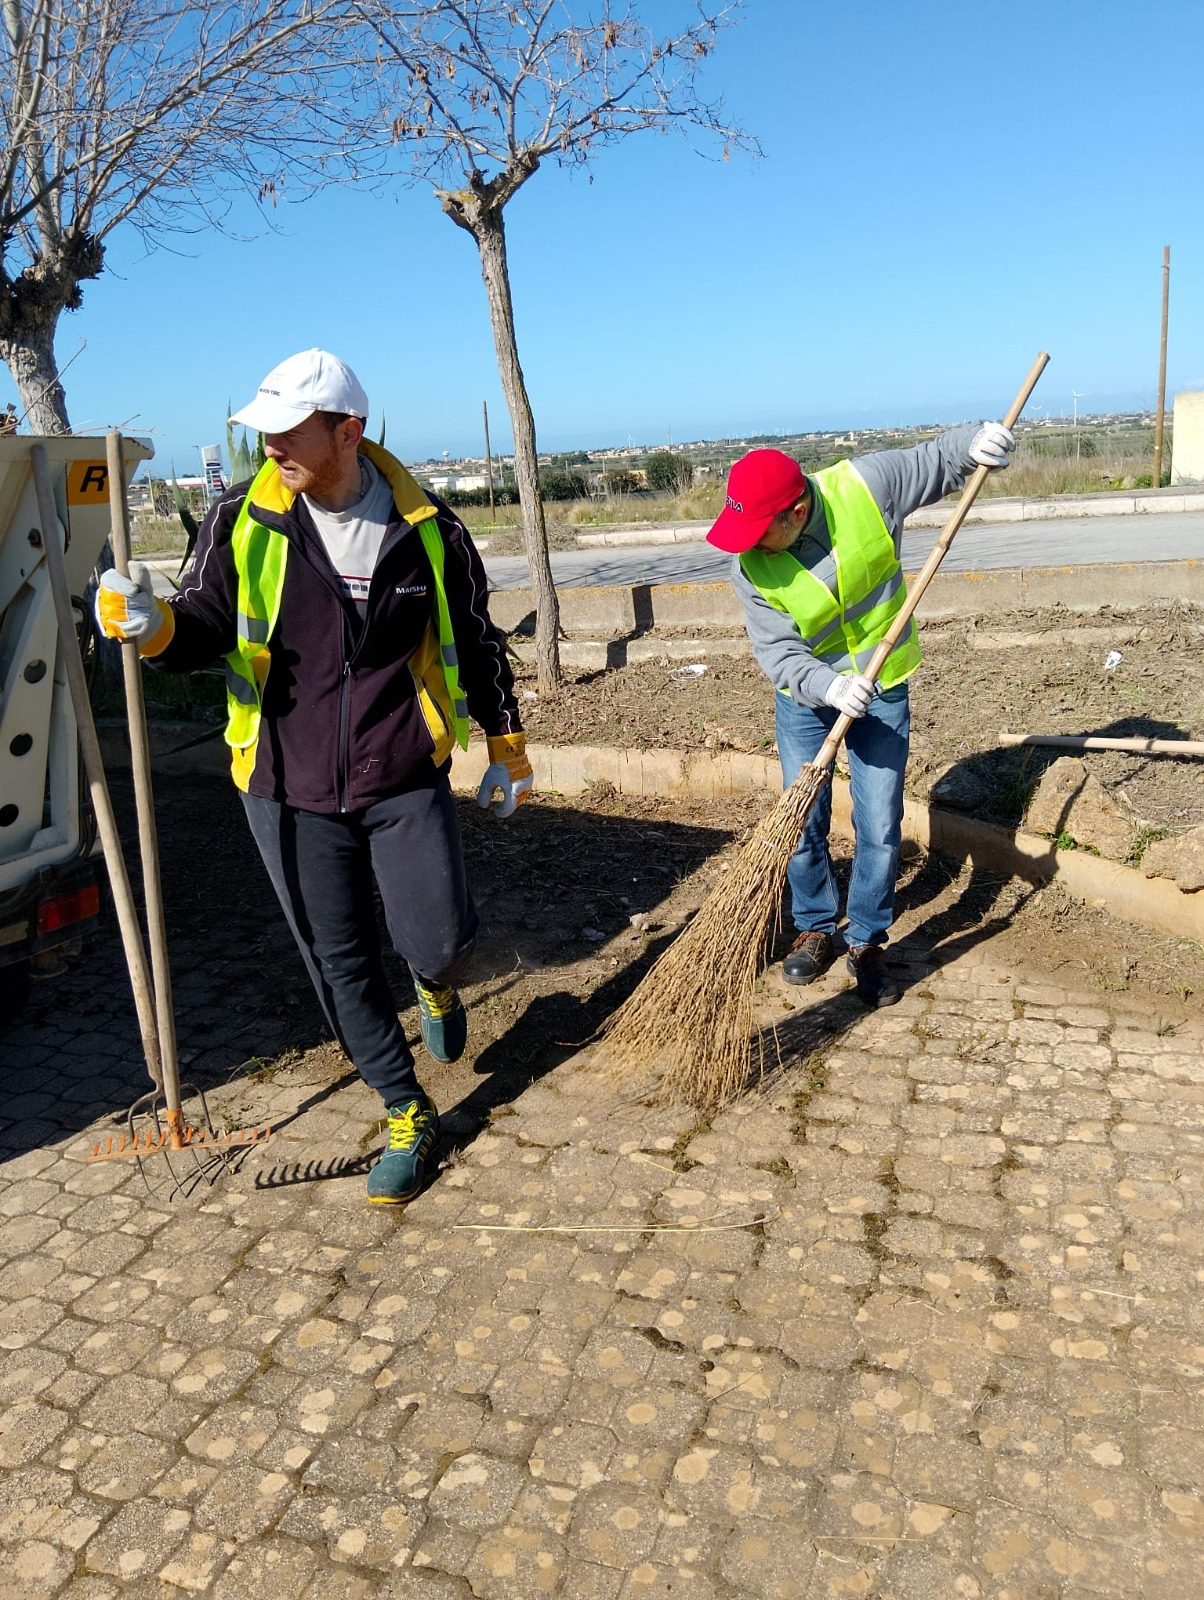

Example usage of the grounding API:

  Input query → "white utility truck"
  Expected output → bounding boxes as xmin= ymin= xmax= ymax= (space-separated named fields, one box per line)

xmin=0 ymin=434 xmax=152 ymax=1021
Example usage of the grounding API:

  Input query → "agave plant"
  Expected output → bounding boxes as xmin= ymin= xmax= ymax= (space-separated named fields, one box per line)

xmin=169 ymin=469 xmax=200 ymax=577
xmin=226 ymin=405 xmax=265 ymax=485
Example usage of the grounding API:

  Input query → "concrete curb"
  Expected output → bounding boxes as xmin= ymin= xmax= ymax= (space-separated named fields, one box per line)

xmin=96 ymin=726 xmax=1203 ymax=944
xmin=487 ymin=560 xmax=1204 ymax=639
xmin=450 ymin=741 xmax=1203 ymax=945
xmin=575 ymin=488 xmax=1204 ymax=546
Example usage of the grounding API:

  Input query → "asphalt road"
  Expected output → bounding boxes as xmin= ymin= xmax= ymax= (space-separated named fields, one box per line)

xmin=482 ymin=511 xmax=1204 ymax=590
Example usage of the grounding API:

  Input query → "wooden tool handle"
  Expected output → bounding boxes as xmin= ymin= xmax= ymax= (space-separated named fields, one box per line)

xmin=811 ymin=351 xmax=1050 ymax=773
xmin=31 ymin=445 xmax=163 ymax=1090
xmin=1001 ymin=731 xmax=1204 ymax=756
xmin=106 ymin=432 xmax=184 ymax=1114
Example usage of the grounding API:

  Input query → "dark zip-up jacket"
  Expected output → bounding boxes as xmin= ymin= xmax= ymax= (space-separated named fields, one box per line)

xmin=158 ymin=468 xmax=521 ymax=813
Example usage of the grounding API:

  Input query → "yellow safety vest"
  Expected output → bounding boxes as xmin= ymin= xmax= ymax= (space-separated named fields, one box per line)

xmin=224 ymin=441 xmax=470 ymax=792
xmin=739 ymin=459 xmax=922 ymax=690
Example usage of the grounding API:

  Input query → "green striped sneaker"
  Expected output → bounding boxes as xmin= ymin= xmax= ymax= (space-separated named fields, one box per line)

xmin=366 ymin=1094 xmax=440 ymax=1204
xmin=411 ymin=973 xmax=467 ymax=1064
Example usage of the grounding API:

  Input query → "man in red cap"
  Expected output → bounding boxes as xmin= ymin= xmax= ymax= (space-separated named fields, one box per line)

xmin=708 ymin=420 xmax=1015 ymax=1005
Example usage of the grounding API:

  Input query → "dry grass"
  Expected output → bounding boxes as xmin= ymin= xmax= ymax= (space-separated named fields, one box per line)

xmin=131 ymin=515 xmax=191 ymax=555
xmin=601 ymin=762 xmax=831 ymax=1106
xmin=977 ymin=436 xmax=1162 ymax=498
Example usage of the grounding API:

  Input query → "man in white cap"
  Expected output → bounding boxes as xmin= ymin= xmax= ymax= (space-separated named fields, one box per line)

xmin=96 ymin=349 xmax=532 ymax=1203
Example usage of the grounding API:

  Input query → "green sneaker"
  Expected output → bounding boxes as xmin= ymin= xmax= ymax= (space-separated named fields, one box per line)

xmin=411 ymin=973 xmax=467 ymax=1064
xmin=366 ymin=1095 xmax=440 ymax=1204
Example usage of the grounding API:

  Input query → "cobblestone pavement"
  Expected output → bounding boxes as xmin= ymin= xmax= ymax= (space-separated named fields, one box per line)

xmin=2 ymin=940 xmax=1203 ymax=1599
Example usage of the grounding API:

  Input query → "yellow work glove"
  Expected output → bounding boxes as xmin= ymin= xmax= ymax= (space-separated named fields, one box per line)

xmin=94 ymin=564 xmax=175 ymax=658
xmin=475 ymin=731 xmax=533 ymax=819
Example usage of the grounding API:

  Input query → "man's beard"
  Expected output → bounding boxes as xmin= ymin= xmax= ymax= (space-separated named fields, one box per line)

xmin=283 ymin=439 xmax=343 ymax=501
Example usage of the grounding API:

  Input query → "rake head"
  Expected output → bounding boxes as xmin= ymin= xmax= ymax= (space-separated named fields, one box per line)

xmin=87 ymin=1083 xmax=271 ymax=1198
xmin=88 ymin=1120 xmax=272 ymax=1162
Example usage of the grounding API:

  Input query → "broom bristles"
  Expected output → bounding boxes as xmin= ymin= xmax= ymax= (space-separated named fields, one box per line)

xmin=602 ymin=761 xmax=832 ymax=1106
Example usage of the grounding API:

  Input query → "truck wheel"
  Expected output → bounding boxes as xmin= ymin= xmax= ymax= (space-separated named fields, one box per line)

xmin=0 ymin=961 xmax=32 ymax=1029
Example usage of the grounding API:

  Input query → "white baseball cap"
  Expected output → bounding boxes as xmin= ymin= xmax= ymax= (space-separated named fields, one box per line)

xmin=228 ymin=348 xmax=369 ymax=433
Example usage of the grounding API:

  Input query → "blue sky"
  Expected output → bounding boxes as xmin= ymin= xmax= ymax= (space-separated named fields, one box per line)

xmin=27 ymin=0 xmax=1204 ymax=473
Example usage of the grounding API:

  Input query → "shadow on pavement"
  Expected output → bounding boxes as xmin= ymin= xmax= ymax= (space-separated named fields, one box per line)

xmin=0 ymin=775 xmax=739 ymax=1169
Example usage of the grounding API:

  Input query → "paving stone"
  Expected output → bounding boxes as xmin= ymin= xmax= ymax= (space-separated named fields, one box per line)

xmin=404 ymin=1512 xmax=479 ymax=1577
xmin=164 ymin=1345 xmax=266 ymax=1401
xmin=0 ymin=1462 xmax=108 ymax=1552
xmin=0 ymin=1398 xmax=71 ymax=1466
xmin=375 ymin=1572 xmax=473 ymax=1599
xmin=5 ymin=1537 xmax=77 ymax=1598
xmin=465 ymin=1522 xmax=567 ymax=1596
xmin=425 ymin=1450 xmax=527 ymax=1531
xmin=72 ymin=1320 xmax=162 ymax=1375
xmin=209 ymin=1536 xmax=322 ymax=1600
xmin=193 ymin=1459 xmax=297 ymax=1539
xmin=0 ymin=1295 xmax=64 ymax=1349
xmin=719 ymin=1519 xmax=817 ymax=1596
xmin=570 ymin=1481 xmax=662 ymax=1568
xmin=558 ymin=1563 xmax=625 ymax=1599
xmin=81 ymin=1497 xmax=192 ymax=1579
xmin=76 ymin=1433 xmax=176 ymax=1500
xmin=148 ymin=1457 xmax=221 ymax=1506
xmin=618 ymin=1563 xmax=718 ymax=1597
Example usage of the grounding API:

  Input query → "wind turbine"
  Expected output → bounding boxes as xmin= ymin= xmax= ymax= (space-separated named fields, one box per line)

xmin=1072 ymin=391 xmax=1083 ymax=460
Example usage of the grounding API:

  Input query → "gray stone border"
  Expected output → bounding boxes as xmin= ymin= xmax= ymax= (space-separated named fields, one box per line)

xmin=487 ymin=560 xmax=1204 ymax=640
xmin=96 ymin=725 xmax=1203 ymax=944
xmin=451 ymin=742 xmax=1204 ymax=946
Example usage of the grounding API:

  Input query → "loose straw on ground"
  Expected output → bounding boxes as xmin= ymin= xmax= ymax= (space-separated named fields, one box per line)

xmin=601 ymin=353 xmax=1051 ymax=1110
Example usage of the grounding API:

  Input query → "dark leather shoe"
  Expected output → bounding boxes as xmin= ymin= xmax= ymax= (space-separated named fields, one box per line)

xmin=847 ymin=945 xmax=900 ymax=1007
xmin=782 ymin=930 xmax=835 ymax=986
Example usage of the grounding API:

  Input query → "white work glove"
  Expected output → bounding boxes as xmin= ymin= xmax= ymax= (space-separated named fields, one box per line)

xmin=823 ymin=673 xmax=876 ymax=719
xmin=475 ymin=732 xmax=534 ymax=819
xmin=968 ymin=421 xmax=1016 ymax=470
xmin=94 ymin=563 xmax=174 ymax=656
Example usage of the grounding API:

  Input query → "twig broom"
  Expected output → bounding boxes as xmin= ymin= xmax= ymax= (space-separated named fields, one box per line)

xmin=601 ymin=353 xmax=1050 ymax=1107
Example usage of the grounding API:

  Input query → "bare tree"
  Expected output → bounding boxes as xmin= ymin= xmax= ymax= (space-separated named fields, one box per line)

xmin=350 ymin=0 xmax=753 ymax=693
xmin=0 ymin=0 xmax=341 ymax=433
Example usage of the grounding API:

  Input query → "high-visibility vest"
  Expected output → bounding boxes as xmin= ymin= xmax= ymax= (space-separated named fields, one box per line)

xmin=224 ymin=441 xmax=470 ymax=792
xmin=739 ymin=458 xmax=922 ymax=691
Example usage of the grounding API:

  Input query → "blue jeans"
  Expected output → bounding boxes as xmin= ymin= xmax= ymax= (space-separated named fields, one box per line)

xmin=775 ymin=683 xmax=911 ymax=950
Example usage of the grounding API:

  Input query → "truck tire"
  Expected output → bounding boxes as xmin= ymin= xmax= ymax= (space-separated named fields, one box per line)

xmin=0 ymin=960 xmax=32 ymax=1029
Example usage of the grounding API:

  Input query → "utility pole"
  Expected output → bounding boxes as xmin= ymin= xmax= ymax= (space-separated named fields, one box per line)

xmin=482 ymin=399 xmax=496 ymax=523
xmin=1153 ymin=244 xmax=1170 ymax=490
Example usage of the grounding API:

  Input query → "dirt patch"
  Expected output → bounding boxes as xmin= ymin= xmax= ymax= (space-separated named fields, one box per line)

xmin=515 ymin=599 xmax=1204 ymax=847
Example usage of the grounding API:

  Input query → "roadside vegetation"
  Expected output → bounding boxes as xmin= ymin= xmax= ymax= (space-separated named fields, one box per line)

xmin=131 ymin=417 xmax=1174 ymax=559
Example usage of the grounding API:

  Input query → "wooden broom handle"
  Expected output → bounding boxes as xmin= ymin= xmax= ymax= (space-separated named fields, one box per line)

xmin=811 ymin=351 xmax=1050 ymax=772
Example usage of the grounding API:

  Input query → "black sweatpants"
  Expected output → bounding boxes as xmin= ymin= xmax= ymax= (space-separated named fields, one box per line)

xmin=241 ymin=777 xmax=478 ymax=1107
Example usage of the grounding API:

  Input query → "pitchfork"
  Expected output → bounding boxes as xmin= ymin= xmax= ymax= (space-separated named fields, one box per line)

xmin=34 ymin=434 xmax=270 ymax=1195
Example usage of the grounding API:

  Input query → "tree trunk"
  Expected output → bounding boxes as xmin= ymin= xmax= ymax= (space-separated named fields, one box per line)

xmin=469 ymin=210 xmax=562 ymax=694
xmin=0 ymin=318 xmax=71 ymax=433
xmin=0 ymin=308 xmax=124 ymax=692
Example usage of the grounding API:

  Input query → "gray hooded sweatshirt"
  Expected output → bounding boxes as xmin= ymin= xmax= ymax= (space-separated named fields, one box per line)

xmin=732 ymin=423 xmax=983 ymax=708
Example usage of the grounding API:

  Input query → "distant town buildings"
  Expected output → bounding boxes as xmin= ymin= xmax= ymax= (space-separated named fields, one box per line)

xmin=425 ymin=471 xmax=502 ymax=492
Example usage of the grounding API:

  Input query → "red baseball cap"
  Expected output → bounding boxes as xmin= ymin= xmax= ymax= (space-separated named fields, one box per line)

xmin=706 ymin=449 xmax=808 ymax=553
